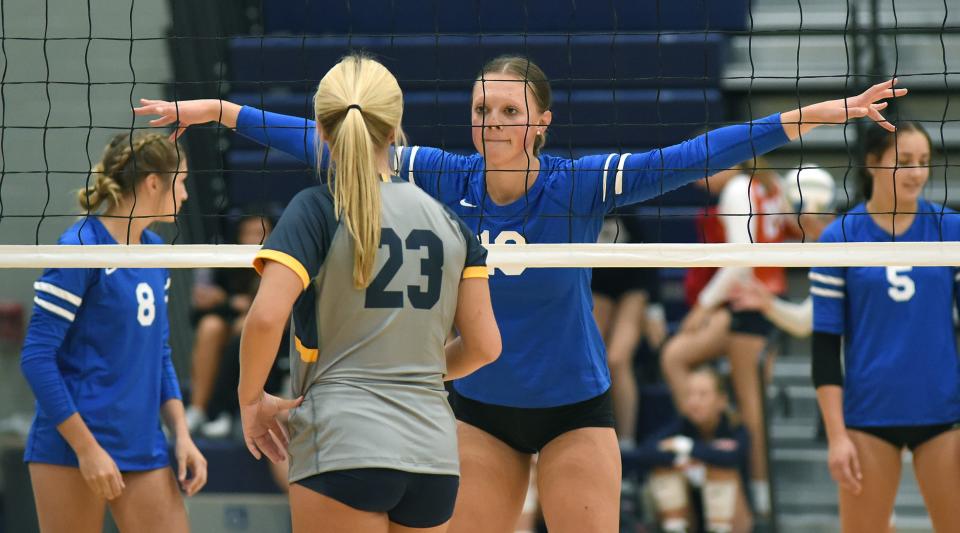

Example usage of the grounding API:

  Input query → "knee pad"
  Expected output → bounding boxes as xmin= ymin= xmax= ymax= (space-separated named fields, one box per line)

xmin=649 ymin=471 xmax=688 ymax=512
xmin=703 ymin=479 xmax=737 ymax=527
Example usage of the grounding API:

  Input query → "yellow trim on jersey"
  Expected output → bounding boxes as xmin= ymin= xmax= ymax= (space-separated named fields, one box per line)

xmin=380 ymin=172 xmax=391 ymax=182
xmin=294 ymin=336 xmax=318 ymax=363
xmin=462 ymin=266 xmax=489 ymax=279
xmin=253 ymin=249 xmax=310 ymax=290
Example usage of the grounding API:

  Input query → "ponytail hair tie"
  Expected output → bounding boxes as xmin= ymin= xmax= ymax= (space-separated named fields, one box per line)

xmin=347 ymin=104 xmax=362 ymax=112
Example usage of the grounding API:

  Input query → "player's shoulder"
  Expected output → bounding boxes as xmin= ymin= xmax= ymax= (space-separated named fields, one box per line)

xmin=819 ymin=203 xmax=867 ymax=242
xmin=394 ymin=177 xmax=464 ymax=226
xmin=917 ymin=199 xmax=960 ymax=237
xmin=141 ymin=229 xmax=166 ymax=245
xmin=560 ymin=152 xmax=620 ymax=173
xmin=57 ymin=217 xmax=108 ymax=245
xmin=406 ymin=146 xmax=482 ymax=169
xmin=287 ymin=185 xmax=336 ymax=219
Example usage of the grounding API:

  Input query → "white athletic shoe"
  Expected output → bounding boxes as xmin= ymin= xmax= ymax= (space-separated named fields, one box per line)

xmin=752 ymin=479 xmax=771 ymax=516
xmin=185 ymin=406 xmax=207 ymax=434
xmin=200 ymin=412 xmax=232 ymax=439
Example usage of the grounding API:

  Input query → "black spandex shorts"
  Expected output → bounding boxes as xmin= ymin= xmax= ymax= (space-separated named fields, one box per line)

xmin=847 ymin=422 xmax=960 ymax=451
xmin=295 ymin=468 xmax=459 ymax=528
xmin=591 ymin=267 xmax=657 ymax=301
xmin=729 ymin=309 xmax=772 ymax=337
xmin=448 ymin=387 xmax=616 ymax=454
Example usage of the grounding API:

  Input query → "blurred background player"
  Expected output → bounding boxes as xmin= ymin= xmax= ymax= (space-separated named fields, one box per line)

xmin=660 ymin=156 xmax=792 ymax=515
xmin=592 ymin=211 xmax=667 ymax=451
xmin=637 ymin=366 xmax=752 ymax=533
xmin=186 ymin=214 xmax=274 ymax=436
xmin=729 ymin=165 xmax=838 ymax=337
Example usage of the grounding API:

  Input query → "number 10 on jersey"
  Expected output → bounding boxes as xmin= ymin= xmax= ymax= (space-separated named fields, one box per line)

xmin=480 ymin=230 xmax=527 ymax=276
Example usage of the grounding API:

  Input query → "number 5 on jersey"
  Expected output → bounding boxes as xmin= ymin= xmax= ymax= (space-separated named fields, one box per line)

xmin=885 ymin=266 xmax=915 ymax=302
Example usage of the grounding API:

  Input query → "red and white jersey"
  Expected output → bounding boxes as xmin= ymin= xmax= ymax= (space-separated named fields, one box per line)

xmin=692 ymin=174 xmax=789 ymax=307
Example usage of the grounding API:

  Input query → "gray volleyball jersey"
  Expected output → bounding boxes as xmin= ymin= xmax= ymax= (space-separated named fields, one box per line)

xmin=254 ymin=177 xmax=487 ymax=481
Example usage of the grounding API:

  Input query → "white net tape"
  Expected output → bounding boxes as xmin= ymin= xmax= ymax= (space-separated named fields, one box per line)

xmin=0 ymin=242 xmax=957 ymax=269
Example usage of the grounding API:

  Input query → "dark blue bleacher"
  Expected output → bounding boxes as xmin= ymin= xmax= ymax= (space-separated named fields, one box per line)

xmin=228 ymin=34 xmax=727 ymax=90
xmin=261 ymin=0 xmax=749 ymax=35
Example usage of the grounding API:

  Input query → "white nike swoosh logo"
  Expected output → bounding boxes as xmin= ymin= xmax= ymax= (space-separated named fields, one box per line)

xmin=105 ymin=268 xmax=117 ymax=275
xmin=460 ymin=199 xmax=477 ymax=208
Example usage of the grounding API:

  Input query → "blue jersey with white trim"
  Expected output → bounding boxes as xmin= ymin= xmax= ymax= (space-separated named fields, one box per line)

xmin=235 ymin=105 xmax=790 ymax=407
xmin=811 ymin=200 xmax=960 ymax=427
xmin=20 ymin=218 xmax=180 ymax=470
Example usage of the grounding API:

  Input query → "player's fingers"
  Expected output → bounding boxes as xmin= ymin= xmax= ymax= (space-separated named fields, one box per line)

xmin=149 ymin=116 xmax=176 ymax=127
xmin=845 ymin=106 xmax=868 ymax=118
xmin=276 ymin=396 xmax=303 ymax=411
xmin=94 ymin=476 xmax=111 ymax=500
xmin=178 ymin=455 xmax=188 ymax=483
xmin=254 ymin=434 xmax=282 ymax=463
xmin=268 ymin=429 xmax=288 ymax=460
xmin=840 ymin=460 xmax=860 ymax=494
xmin=132 ymin=105 xmax=160 ymax=116
xmin=832 ymin=463 xmax=851 ymax=492
xmin=269 ymin=419 xmax=289 ymax=446
xmin=101 ymin=474 xmax=118 ymax=500
xmin=111 ymin=471 xmax=126 ymax=500
xmin=185 ymin=458 xmax=207 ymax=496
xmin=85 ymin=475 xmax=105 ymax=499
xmin=871 ymin=88 xmax=907 ymax=104
xmin=867 ymin=78 xmax=897 ymax=96
xmin=193 ymin=459 xmax=208 ymax=495
xmin=868 ymin=108 xmax=895 ymax=132
xmin=851 ymin=449 xmax=863 ymax=482
xmin=259 ymin=432 xmax=286 ymax=463
xmin=244 ymin=436 xmax=262 ymax=460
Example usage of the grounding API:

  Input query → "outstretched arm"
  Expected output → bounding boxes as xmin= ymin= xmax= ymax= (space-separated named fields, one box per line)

xmin=591 ymin=79 xmax=906 ymax=212
xmin=134 ymin=99 xmax=320 ymax=166
xmin=135 ymin=98 xmax=242 ymax=141
xmin=780 ymin=78 xmax=903 ymax=139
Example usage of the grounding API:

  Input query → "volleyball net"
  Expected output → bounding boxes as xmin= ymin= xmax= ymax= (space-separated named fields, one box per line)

xmin=0 ymin=0 xmax=959 ymax=269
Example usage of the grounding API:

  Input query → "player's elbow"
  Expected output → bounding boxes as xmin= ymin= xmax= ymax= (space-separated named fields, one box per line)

xmin=242 ymin=301 xmax=288 ymax=335
xmin=482 ymin=328 xmax=502 ymax=364
xmin=465 ymin=326 xmax=501 ymax=366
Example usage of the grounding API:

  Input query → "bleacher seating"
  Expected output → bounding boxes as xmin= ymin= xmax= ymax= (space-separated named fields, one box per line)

xmin=260 ymin=0 xmax=749 ymax=36
xmin=228 ymin=34 xmax=727 ymax=90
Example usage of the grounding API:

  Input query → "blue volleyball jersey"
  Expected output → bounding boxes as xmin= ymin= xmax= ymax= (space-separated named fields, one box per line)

xmin=235 ymin=105 xmax=790 ymax=407
xmin=20 ymin=218 xmax=180 ymax=470
xmin=811 ymin=200 xmax=960 ymax=427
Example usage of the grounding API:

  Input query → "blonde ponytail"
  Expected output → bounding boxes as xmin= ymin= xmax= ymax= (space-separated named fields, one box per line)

xmin=77 ymin=163 xmax=123 ymax=212
xmin=78 ymin=132 xmax=183 ymax=213
xmin=314 ymin=55 xmax=405 ymax=289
